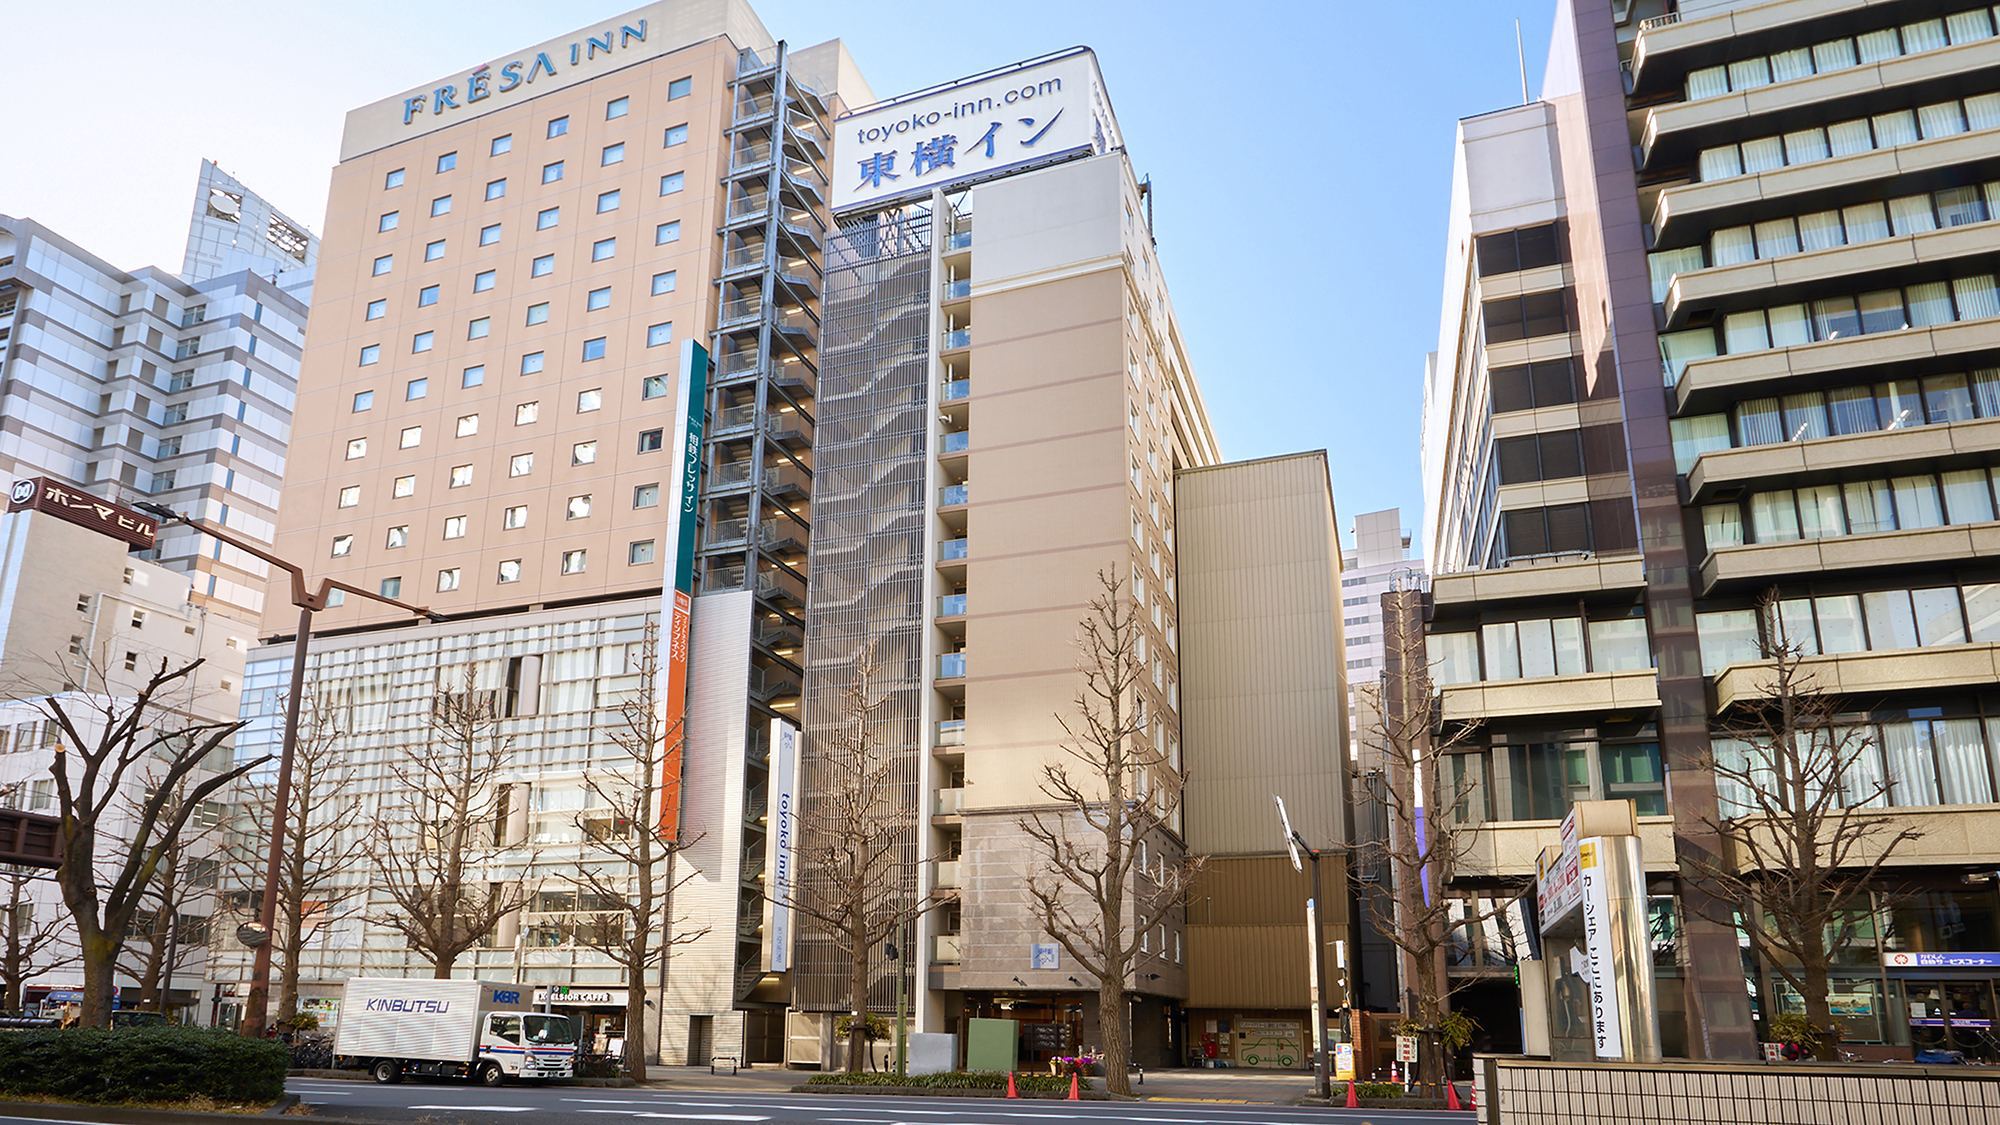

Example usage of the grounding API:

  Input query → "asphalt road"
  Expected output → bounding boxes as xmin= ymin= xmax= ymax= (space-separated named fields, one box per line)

xmin=284 ymin=1077 xmax=1469 ymax=1125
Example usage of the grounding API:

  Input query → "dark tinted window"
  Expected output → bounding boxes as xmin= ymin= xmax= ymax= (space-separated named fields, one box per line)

xmin=1491 ymin=366 xmax=1536 ymax=413
xmin=1539 ymin=431 xmax=1584 ymax=479
xmin=1495 ymin=431 xmax=1585 ymax=484
xmin=1531 ymin=359 xmax=1577 ymax=406
xmin=1475 ymin=222 xmax=1563 ymax=277
xmin=1502 ymin=509 xmax=1550 ymax=557
xmin=1546 ymin=503 xmax=1591 ymax=553
xmin=1490 ymin=359 xmax=1577 ymax=415
xmin=1497 ymin=437 xmax=1542 ymax=484
xmin=1501 ymin=503 xmax=1593 ymax=561
xmin=1483 ymin=290 xmax=1572 ymax=344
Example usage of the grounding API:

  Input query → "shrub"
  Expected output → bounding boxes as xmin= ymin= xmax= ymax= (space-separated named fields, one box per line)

xmin=1343 ymin=1081 xmax=1406 ymax=1099
xmin=804 ymin=1070 xmax=1070 ymax=1093
xmin=0 ymin=1026 xmax=288 ymax=1105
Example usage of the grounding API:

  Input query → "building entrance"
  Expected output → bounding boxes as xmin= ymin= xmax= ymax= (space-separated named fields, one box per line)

xmin=1906 ymin=980 xmax=2000 ymax=1061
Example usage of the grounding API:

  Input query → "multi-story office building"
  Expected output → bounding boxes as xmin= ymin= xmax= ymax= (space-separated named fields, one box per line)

xmin=183 ymin=159 xmax=319 ymax=302
xmin=1416 ymin=0 xmax=2000 ymax=1061
xmin=1340 ymin=508 xmax=1419 ymax=758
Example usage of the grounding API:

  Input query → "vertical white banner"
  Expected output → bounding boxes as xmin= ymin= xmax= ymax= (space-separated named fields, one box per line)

xmin=1576 ymin=838 xmax=1625 ymax=1059
xmin=764 ymin=718 xmax=800 ymax=972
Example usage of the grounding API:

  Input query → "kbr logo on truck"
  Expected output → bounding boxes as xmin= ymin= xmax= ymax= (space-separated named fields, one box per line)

xmin=491 ymin=990 xmax=521 ymax=1004
xmin=364 ymin=997 xmax=451 ymax=1013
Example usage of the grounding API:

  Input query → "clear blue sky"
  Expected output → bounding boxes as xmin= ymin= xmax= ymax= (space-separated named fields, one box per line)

xmin=3 ymin=0 xmax=1552 ymax=545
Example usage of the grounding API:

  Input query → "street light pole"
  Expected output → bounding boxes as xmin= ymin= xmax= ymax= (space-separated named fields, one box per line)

xmin=134 ymin=503 xmax=431 ymax=1040
xmin=1275 ymin=796 xmax=1334 ymax=1102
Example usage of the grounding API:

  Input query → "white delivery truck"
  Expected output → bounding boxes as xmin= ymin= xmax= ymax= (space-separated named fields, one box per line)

xmin=333 ymin=978 xmax=577 ymax=1086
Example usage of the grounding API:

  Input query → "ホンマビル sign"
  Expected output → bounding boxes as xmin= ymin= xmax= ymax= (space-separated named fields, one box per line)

xmin=7 ymin=478 xmax=157 ymax=549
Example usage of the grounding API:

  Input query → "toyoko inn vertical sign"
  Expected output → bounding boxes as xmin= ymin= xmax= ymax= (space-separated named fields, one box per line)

xmin=763 ymin=719 xmax=800 ymax=973
xmin=655 ymin=340 xmax=708 ymax=840
xmin=832 ymin=49 xmax=1122 ymax=213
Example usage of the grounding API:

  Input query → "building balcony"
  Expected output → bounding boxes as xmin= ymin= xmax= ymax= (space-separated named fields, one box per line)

xmin=943 ymin=278 xmax=971 ymax=302
xmin=1439 ymin=668 xmax=1661 ymax=724
xmin=935 ymin=787 xmax=965 ymax=818
xmin=747 ymin=662 xmax=801 ymax=704
xmin=942 ymin=327 xmax=971 ymax=352
xmin=1723 ymin=805 xmax=2000 ymax=874
xmin=1713 ymin=642 xmax=2000 ymax=709
xmin=1451 ymin=815 xmax=1680 ymax=882
xmin=938 ymin=592 xmax=967 ymax=619
xmin=753 ymin=566 xmax=807 ymax=609
xmin=940 ymin=429 xmax=970 ymax=463
xmin=1430 ymin=553 xmax=1646 ymax=619
xmin=936 ymin=718 xmax=966 ymax=749
xmin=937 ymin=652 xmax=967 ymax=681
xmin=1686 ymin=416 xmax=2000 ymax=505
xmin=729 ymin=141 xmax=774 ymax=176
xmin=941 ymin=378 xmax=970 ymax=403
xmin=939 ymin=483 xmax=968 ymax=509
xmin=1673 ymin=317 xmax=2000 ymax=415
xmin=933 ymin=933 xmax=963 ymax=963
xmin=938 ymin=537 xmax=968 ymax=573
xmin=934 ymin=859 xmax=962 ymax=889
xmin=1663 ymin=221 xmax=2000 ymax=331
xmin=1700 ymin=522 xmax=2000 ymax=595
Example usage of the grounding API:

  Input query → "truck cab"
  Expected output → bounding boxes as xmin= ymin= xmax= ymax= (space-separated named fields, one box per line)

xmin=482 ymin=1012 xmax=579 ymax=1081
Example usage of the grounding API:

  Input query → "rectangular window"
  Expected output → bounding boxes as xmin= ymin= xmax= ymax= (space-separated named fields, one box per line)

xmin=664 ymin=123 xmax=689 ymax=147
xmin=436 ymin=151 xmax=457 ymax=173
xmin=431 ymin=195 xmax=452 ymax=217
xmin=372 ymin=254 xmax=393 ymax=276
xmin=473 ymin=268 xmax=497 ymax=293
xmin=455 ymin=413 xmax=479 ymax=437
xmin=479 ymin=223 xmax=501 ymax=246
xmin=561 ymin=549 xmax=587 ymax=574
xmin=651 ymin=271 xmax=678 ymax=296
xmin=491 ymin=134 xmax=512 ymax=156
xmin=655 ymin=221 xmax=681 ymax=245
xmin=338 ymin=485 xmax=361 ymax=508
xmin=330 ymin=534 xmax=353 ymax=558
xmin=587 ymin=286 xmax=612 ymax=311
xmin=450 ymin=464 xmax=473 ymax=488
xmin=647 ymin=322 xmax=673 ymax=347
xmin=516 ymin=401 xmax=540 ymax=426
xmin=399 ymin=425 xmax=422 ymax=449
xmin=462 ymin=364 xmax=486 ymax=388
xmin=498 ymin=559 xmax=522 ymax=583
xmin=566 ymin=494 xmax=592 ymax=520
xmin=378 ymin=211 xmax=400 ymax=232
xmin=418 ymin=284 xmax=440 ymax=307
xmin=582 ymin=337 xmax=607 ymax=361
xmin=385 ymin=168 xmax=405 ymax=189
xmin=443 ymin=515 xmax=467 ymax=540
xmin=629 ymin=540 xmax=656 ymax=565
xmin=597 ymin=189 xmax=622 ymax=213
xmin=637 ymin=428 xmax=664 ymax=453
xmin=527 ymin=302 xmax=550 ymax=326
xmin=521 ymin=351 xmax=545 ymax=375
xmin=548 ymin=116 xmax=569 ymax=138
xmin=406 ymin=377 xmax=428 ymax=400
xmin=577 ymin=388 xmax=602 ymax=412
xmin=485 ymin=178 xmax=506 ymax=201
xmin=437 ymin=568 xmax=461 ymax=593
xmin=543 ymin=160 xmax=565 ymax=184
xmin=412 ymin=330 xmax=435 ymax=353
xmin=359 ymin=344 xmax=381 ymax=366
xmin=601 ymin=142 xmax=626 ymax=167
xmin=386 ymin=524 xmax=408 ymax=548
xmin=537 ymin=206 xmax=559 ymax=230
xmin=425 ymin=239 xmax=445 ymax=261
xmin=531 ymin=253 xmax=554 ymax=277
xmin=1473 ymin=223 xmax=1562 ymax=277
xmin=380 ymin=576 xmax=402 ymax=598
xmin=572 ymin=440 xmax=598 ymax=465
xmin=592 ymin=238 xmax=616 ymax=261
xmin=642 ymin=375 xmax=668 ymax=399
xmin=607 ymin=95 xmax=629 ymax=119
xmin=635 ymin=482 xmax=660 ymax=508
xmin=504 ymin=504 xmax=528 ymax=529
xmin=366 ymin=298 xmax=386 ymax=320
xmin=659 ymin=172 xmax=685 ymax=195
xmin=352 ymin=390 xmax=375 ymax=412
xmin=510 ymin=453 xmax=534 ymax=477
xmin=668 ymin=76 xmax=692 ymax=100
xmin=393 ymin=474 xmax=416 ymax=497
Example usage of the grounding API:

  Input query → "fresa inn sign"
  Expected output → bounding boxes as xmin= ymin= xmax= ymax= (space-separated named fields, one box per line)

xmin=401 ymin=19 xmax=652 ymax=125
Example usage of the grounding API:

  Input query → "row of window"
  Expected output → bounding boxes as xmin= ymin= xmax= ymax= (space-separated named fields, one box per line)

xmin=1488 ymin=358 xmax=1578 ymax=415
xmin=1671 ymin=369 xmax=2000 ymax=472
xmin=1697 ymin=581 xmax=2000 ymax=674
xmin=370 ymin=271 xmax=677 ymax=327
xmin=1481 ymin=288 xmax=1571 ymax=345
xmin=1681 ymin=9 xmax=2000 ymax=102
xmin=1659 ymin=272 xmax=2000 ymax=382
xmin=379 ymin=80 xmax=695 ymax=191
xmin=355 ymin=383 xmax=612 ymax=417
xmin=1714 ymin=712 xmax=2000 ymax=814
xmin=1492 ymin=498 xmax=1636 ymax=565
xmin=376 ymin=170 xmax=689 ymax=238
xmin=1442 ymin=738 xmax=1666 ymax=822
xmin=1430 ymin=611 xmax=1653 ymax=686
xmin=343 ymin=425 xmax=665 ymax=466
xmin=367 ymin=220 xmax=684 ymax=282
xmin=358 ymin=318 xmax=674 ymax=370
xmin=1473 ymin=222 xmax=1563 ymax=278
xmin=1647 ymin=181 xmax=2000 ymax=302
xmin=371 ymin=539 xmax=656 ymax=598
xmin=1704 ymin=466 xmax=2000 ymax=550
xmin=1697 ymin=91 xmax=2000 ymax=182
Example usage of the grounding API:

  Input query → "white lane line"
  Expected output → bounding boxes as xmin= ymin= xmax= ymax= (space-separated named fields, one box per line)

xmin=574 ymin=1112 xmax=768 ymax=1122
xmin=407 ymin=1106 xmax=538 ymax=1113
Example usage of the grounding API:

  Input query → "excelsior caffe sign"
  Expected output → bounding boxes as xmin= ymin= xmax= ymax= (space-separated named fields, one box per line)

xmin=8 ymin=478 xmax=158 ymax=549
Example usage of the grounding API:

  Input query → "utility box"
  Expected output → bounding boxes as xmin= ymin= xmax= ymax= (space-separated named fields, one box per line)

xmin=966 ymin=1017 xmax=1019 ymax=1072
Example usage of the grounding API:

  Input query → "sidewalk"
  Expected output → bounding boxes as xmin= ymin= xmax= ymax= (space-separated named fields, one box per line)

xmin=642 ymin=1064 xmax=1324 ymax=1104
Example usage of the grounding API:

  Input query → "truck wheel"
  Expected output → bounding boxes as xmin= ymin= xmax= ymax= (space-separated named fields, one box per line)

xmin=477 ymin=1061 xmax=505 ymax=1088
xmin=371 ymin=1060 xmax=402 ymax=1085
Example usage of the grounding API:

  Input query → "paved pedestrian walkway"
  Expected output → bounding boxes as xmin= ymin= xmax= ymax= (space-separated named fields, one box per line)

xmin=644 ymin=1064 xmax=1326 ymax=1104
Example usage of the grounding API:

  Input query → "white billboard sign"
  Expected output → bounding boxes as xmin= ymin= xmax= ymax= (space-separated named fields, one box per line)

xmin=763 ymin=718 xmax=801 ymax=973
xmin=832 ymin=49 xmax=1121 ymax=213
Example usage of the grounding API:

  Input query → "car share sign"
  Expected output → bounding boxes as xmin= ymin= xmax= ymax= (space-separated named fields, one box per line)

xmin=833 ymin=49 xmax=1121 ymax=213
xmin=8 ymin=478 xmax=157 ymax=549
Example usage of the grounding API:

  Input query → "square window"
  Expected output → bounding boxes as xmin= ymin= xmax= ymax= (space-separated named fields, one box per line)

xmin=385 ymin=168 xmax=405 ymax=189
xmin=490 ymin=134 xmax=512 ymax=156
xmin=430 ymin=195 xmax=452 ymax=217
xmin=346 ymin=437 xmax=368 ymax=460
xmin=503 ymin=504 xmax=528 ymax=528
xmin=474 ymin=269 xmax=496 ymax=292
xmin=547 ymin=115 xmax=569 ymax=139
xmin=462 ymin=364 xmax=486 ymax=388
xmin=393 ymin=474 xmax=416 ymax=497
xmin=338 ymin=484 xmax=361 ymax=508
xmin=531 ymin=253 xmax=554 ymax=277
xmin=510 ymin=452 xmax=534 ymax=477
xmin=642 ymin=375 xmax=668 ymax=399
xmin=406 ymin=377 xmax=428 ymax=400
xmin=591 ymin=238 xmax=616 ymax=261
xmin=572 ymin=440 xmax=598 ymax=465
xmin=359 ymin=344 xmax=381 ymax=366
xmin=637 ymin=428 xmax=663 ymax=453
xmin=411 ymin=330 xmax=434 ymax=353
xmin=450 ymin=464 xmax=473 ymax=488
xmin=479 ymin=223 xmax=501 ymax=246
xmin=366 ymin=298 xmax=387 ymax=320
xmin=352 ymin=390 xmax=375 ymax=412
xmin=537 ymin=206 xmax=559 ymax=230
xmin=646 ymin=322 xmax=673 ymax=347
xmin=651 ymin=271 xmax=678 ymax=296
xmin=378 ymin=211 xmax=400 ymax=232
xmin=468 ymin=316 xmax=490 ymax=340
xmin=601 ymin=142 xmax=626 ymax=167
xmin=372 ymin=254 xmax=393 ymax=276
xmin=516 ymin=401 xmax=540 ymax=425
xmin=582 ymin=336 xmax=607 ymax=361
xmin=663 ymin=123 xmax=688 ymax=147
xmin=607 ymin=96 xmax=629 ymax=120
xmin=629 ymin=539 xmax=656 ymax=565
xmin=380 ymin=576 xmax=402 ymax=598
xmin=634 ymin=482 xmax=660 ymax=508
xmin=485 ymin=178 xmax=506 ymax=201
xmin=521 ymin=351 xmax=545 ymax=375
xmin=526 ymin=302 xmax=550 ymax=326
xmin=542 ymin=160 xmax=565 ymax=184
xmin=418 ymin=284 xmax=440 ymax=307
xmin=386 ymin=524 xmax=409 ymax=548
xmin=437 ymin=567 xmax=460 ymax=592
xmin=436 ymin=151 xmax=457 ymax=172
xmin=587 ymin=286 xmax=612 ymax=311
xmin=567 ymin=494 xmax=592 ymax=519
xmin=659 ymin=172 xmax=684 ymax=196
xmin=424 ymin=239 xmax=445 ymax=261
xmin=443 ymin=514 xmax=467 ymax=539
xmin=399 ymin=425 xmax=422 ymax=449
xmin=597 ymin=189 xmax=621 ymax=213
xmin=668 ymin=76 xmax=692 ymax=100
xmin=577 ymin=388 xmax=603 ymax=412
xmin=561 ymin=549 xmax=587 ymax=575
xmin=654 ymin=221 xmax=681 ymax=245
xmin=455 ymin=413 xmax=479 ymax=437
xmin=498 ymin=558 xmax=522 ymax=583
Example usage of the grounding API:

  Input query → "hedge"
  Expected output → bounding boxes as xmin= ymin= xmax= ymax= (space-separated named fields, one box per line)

xmin=1343 ymin=1081 xmax=1406 ymax=1099
xmin=0 ymin=1027 xmax=288 ymax=1105
xmin=805 ymin=1070 xmax=1071 ymax=1093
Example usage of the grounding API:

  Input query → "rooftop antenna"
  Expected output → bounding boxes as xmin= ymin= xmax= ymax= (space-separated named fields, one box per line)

xmin=1515 ymin=18 xmax=1530 ymax=105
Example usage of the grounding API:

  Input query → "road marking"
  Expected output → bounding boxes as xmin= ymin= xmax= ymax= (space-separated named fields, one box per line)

xmin=407 ymin=1106 xmax=538 ymax=1113
xmin=574 ymin=1112 xmax=768 ymax=1122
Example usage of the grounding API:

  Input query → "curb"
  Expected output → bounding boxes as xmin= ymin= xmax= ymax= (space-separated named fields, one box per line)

xmin=794 ymin=1084 xmax=1114 ymax=1101
xmin=0 ymin=1098 xmax=372 ymax=1125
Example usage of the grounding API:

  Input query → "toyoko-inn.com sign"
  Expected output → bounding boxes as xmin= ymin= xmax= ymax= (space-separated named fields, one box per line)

xmin=832 ymin=49 xmax=1122 ymax=213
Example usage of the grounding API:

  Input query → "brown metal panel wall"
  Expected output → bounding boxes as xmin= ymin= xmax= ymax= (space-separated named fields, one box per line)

xmin=1186 ymin=855 xmax=1347 ymax=1009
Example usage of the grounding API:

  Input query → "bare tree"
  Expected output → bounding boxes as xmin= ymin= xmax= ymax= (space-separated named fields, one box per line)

xmin=119 ymin=781 xmax=225 ymax=1016
xmin=1021 ymin=566 xmax=1201 ymax=1097
xmin=1358 ymin=587 xmax=1493 ymax=1095
xmin=370 ymin=666 xmax=532 ymax=978
xmin=229 ymin=689 xmax=368 ymax=1030
xmin=779 ymin=652 xmax=952 ymax=1074
xmin=566 ymin=617 xmax=708 ymax=1081
xmin=1688 ymin=592 xmax=1919 ymax=1060
xmin=0 ymin=867 xmax=72 ymax=1011
xmin=39 ymin=659 xmax=258 ymax=1026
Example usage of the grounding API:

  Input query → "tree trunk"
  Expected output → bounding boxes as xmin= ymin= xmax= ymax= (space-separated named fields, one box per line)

xmin=847 ymin=930 xmax=868 ymax=1074
xmin=1099 ymin=977 xmax=1131 ymax=1096
xmin=79 ymin=931 xmax=119 ymax=1027
xmin=277 ymin=935 xmax=302 ymax=1031
xmin=624 ymin=926 xmax=650 ymax=1083
xmin=1802 ymin=962 xmax=1838 ymax=1061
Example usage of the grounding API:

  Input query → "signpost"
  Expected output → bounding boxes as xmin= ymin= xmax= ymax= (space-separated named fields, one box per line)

xmin=1273 ymin=795 xmax=1333 ymax=1102
xmin=8 ymin=477 xmax=158 ymax=548
xmin=654 ymin=340 xmax=709 ymax=839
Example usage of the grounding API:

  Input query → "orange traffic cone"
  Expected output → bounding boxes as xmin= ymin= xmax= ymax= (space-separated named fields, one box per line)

xmin=1344 ymin=1081 xmax=1359 ymax=1109
xmin=1067 ymin=1073 xmax=1080 ymax=1101
xmin=1446 ymin=1081 xmax=1463 ymax=1111
xmin=1005 ymin=1071 xmax=1018 ymax=1099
